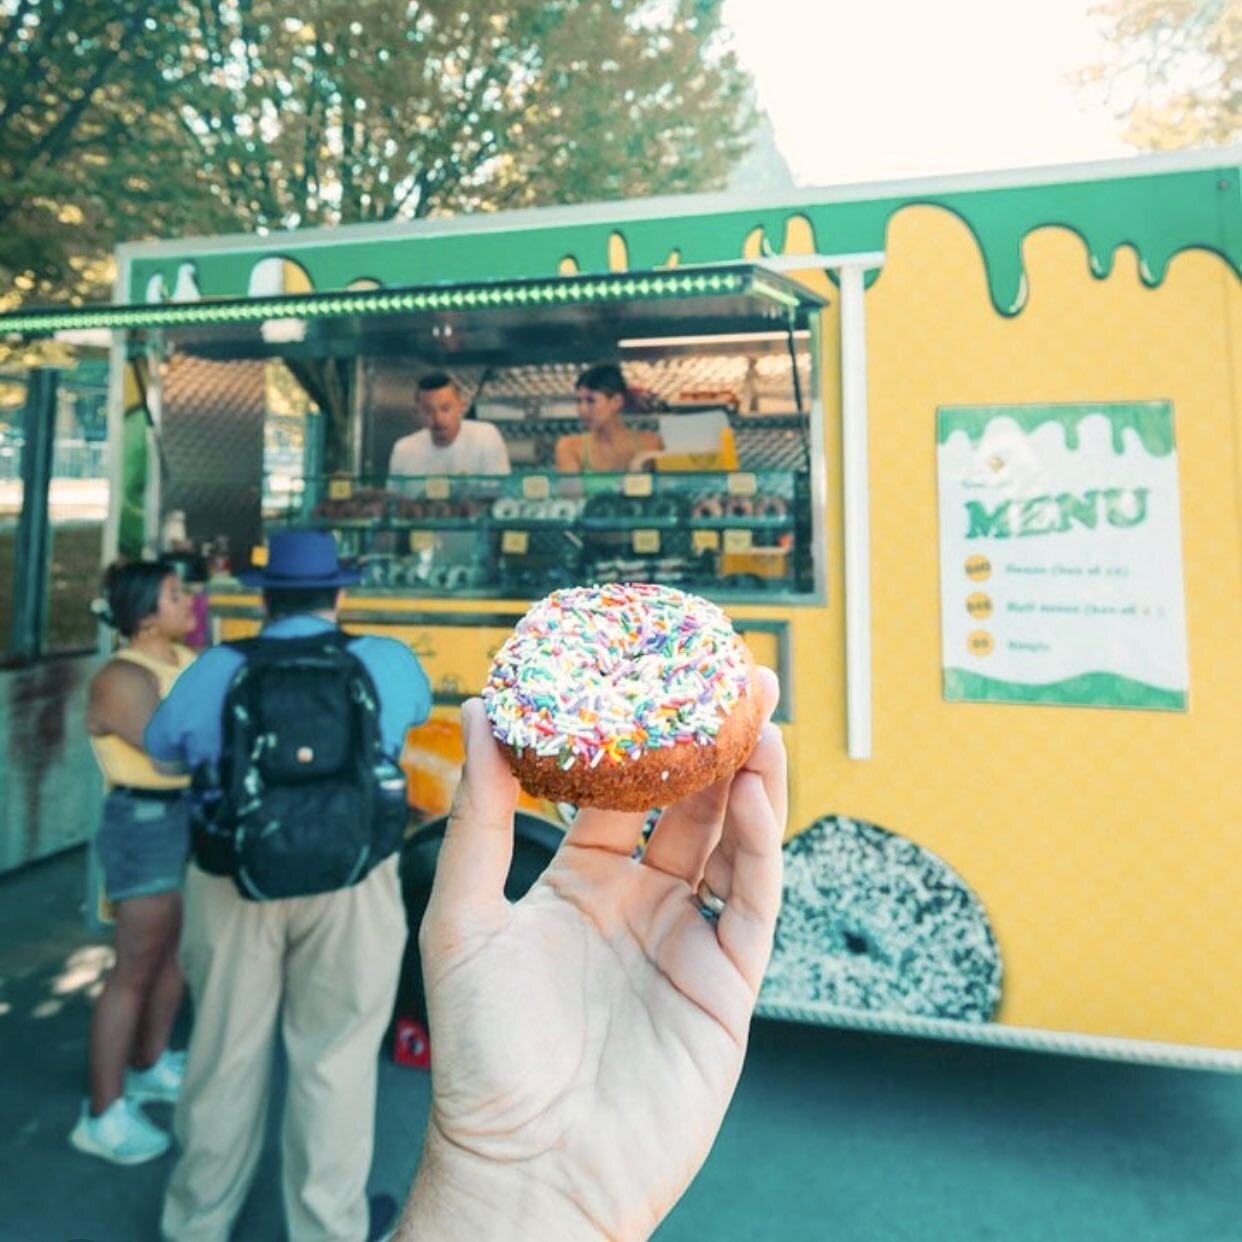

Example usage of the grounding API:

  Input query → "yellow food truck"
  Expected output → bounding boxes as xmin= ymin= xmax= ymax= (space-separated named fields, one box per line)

xmin=3 ymin=146 xmax=1238 ymax=1069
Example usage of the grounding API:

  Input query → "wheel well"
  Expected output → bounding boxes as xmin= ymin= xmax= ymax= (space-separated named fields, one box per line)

xmin=392 ymin=812 xmax=562 ymax=1025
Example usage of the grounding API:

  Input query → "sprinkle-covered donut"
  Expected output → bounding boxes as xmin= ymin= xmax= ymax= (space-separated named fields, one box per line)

xmin=760 ymin=816 xmax=1002 ymax=1022
xmin=483 ymin=583 xmax=762 ymax=811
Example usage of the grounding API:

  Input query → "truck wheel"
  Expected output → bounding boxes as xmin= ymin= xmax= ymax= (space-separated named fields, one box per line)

xmin=392 ymin=812 xmax=562 ymax=1027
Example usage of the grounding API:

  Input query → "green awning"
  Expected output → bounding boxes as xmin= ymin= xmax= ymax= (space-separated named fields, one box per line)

xmin=0 ymin=265 xmax=822 ymax=344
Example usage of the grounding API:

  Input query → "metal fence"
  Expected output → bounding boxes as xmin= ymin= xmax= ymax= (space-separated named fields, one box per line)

xmin=0 ymin=437 xmax=110 ymax=481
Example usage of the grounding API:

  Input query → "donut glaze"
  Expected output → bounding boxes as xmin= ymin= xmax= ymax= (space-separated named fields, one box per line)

xmin=483 ymin=583 xmax=762 ymax=810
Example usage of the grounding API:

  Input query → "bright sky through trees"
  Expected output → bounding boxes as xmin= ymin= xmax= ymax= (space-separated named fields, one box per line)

xmin=722 ymin=0 xmax=1134 ymax=185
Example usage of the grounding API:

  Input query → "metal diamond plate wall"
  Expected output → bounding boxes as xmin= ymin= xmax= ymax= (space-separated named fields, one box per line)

xmin=161 ymin=355 xmax=265 ymax=561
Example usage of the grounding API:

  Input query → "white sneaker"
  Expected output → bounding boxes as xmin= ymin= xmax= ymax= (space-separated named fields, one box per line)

xmin=68 ymin=1098 xmax=170 ymax=1165
xmin=161 ymin=1048 xmax=187 ymax=1076
xmin=125 ymin=1049 xmax=184 ymax=1104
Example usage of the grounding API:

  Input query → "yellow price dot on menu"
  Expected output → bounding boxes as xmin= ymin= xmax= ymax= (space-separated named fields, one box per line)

xmin=965 ymin=554 xmax=992 ymax=581
xmin=502 ymin=530 xmax=530 ymax=555
xmin=726 ymin=472 xmax=758 ymax=498
xmin=966 ymin=629 xmax=994 ymax=657
xmin=425 ymin=477 xmax=451 ymax=500
xmin=409 ymin=530 xmax=435 ymax=553
xmin=632 ymin=529 xmax=661 ymax=554
xmin=693 ymin=529 xmax=721 ymax=553
xmin=723 ymin=528 xmax=753 ymax=553
xmin=966 ymin=591 xmax=993 ymax=619
xmin=623 ymin=473 xmax=653 ymax=498
xmin=328 ymin=477 xmax=352 ymax=501
xmin=522 ymin=475 xmax=551 ymax=501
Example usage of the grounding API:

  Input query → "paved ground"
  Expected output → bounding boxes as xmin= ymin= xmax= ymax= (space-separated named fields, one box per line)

xmin=3 ymin=847 xmax=1240 ymax=1242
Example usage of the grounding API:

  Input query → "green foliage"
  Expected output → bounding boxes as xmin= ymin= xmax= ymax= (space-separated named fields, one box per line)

xmin=1081 ymin=0 xmax=1240 ymax=148
xmin=0 ymin=1 xmax=230 ymax=309
xmin=0 ymin=0 xmax=755 ymax=307
xmin=155 ymin=0 xmax=752 ymax=228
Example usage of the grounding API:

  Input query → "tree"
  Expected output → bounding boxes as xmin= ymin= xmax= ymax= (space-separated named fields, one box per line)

xmin=1 ymin=0 xmax=754 ymax=310
xmin=0 ymin=0 xmax=231 ymax=311
xmin=1080 ymin=0 xmax=1240 ymax=149
xmin=155 ymin=0 xmax=753 ymax=230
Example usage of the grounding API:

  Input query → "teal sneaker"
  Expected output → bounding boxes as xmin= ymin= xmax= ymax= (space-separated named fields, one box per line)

xmin=125 ymin=1048 xmax=184 ymax=1104
xmin=69 ymin=1098 xmax=170 ymax=1165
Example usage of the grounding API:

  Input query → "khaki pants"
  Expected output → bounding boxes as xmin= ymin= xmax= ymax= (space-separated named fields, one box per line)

xmin=161 ymin=858 xmax=407 ymax=1242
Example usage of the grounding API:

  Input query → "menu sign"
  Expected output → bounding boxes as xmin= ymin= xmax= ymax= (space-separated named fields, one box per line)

xmin=937 ymin=403 xmax=1188 ymax=710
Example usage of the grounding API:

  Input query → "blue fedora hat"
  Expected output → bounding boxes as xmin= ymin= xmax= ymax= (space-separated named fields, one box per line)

xmin=239 ymin=529 xmax=360 ymax=589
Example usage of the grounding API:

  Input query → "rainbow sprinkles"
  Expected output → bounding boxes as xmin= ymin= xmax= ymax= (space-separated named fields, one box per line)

xmin=483 ymin=583 xmax=751 ymax=772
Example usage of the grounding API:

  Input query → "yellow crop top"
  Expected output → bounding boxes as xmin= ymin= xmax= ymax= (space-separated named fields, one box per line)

xmin=89 ymin=645 xmax=196 ymax=791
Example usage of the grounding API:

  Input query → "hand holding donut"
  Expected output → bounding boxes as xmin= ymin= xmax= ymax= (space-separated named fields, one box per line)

xmin=403 ymin=672 xmax=786 ymax=1242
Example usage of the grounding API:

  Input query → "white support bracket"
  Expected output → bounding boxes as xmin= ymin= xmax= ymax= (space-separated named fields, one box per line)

xmin=763 ymin=248 xmax=884 ymax=760
xmin=836 ymin=257 xmax=883 ymax=759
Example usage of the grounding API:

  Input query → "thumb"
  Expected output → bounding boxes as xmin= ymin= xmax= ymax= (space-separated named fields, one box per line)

xmin=426 ymin=698 xmax=520 ymax=926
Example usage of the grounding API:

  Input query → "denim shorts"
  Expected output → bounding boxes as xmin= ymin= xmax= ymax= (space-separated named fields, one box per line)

xmin=96 ymin=789 xmax=190 ymax=902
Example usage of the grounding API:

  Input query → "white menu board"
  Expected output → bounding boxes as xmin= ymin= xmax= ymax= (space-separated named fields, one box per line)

xmin=937 ymin=403 xmax=1188 ymax=710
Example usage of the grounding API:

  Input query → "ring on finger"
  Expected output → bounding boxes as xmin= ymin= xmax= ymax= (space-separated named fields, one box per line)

xmin=693 ymin=877 xmax=727 ymax=921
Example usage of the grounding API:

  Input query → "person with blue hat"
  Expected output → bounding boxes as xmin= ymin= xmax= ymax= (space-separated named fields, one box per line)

xmin=145 ymin=529 xmax=431 ymax=1242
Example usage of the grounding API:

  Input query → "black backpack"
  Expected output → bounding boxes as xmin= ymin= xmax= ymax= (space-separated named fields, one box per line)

xmin=190 ymin=630 xmax=409 ymax=900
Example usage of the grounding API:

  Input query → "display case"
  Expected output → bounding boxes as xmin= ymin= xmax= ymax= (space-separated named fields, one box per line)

xmin=270 ymin=461 xmax=812 ymax=602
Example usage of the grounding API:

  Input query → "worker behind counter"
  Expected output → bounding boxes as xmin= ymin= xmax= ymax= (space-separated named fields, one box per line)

xmin=388 ymin=372 xmax=511 ymax=486
xmin=555 ymin=363 xmax=662 ymax=473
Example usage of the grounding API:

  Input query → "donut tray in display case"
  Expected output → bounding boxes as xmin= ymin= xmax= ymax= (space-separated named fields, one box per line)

xmin=263 ymin=467 xmax=813 ymax=600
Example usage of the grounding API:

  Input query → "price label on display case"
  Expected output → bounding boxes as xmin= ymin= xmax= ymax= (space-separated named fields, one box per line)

xmin=522 ymin=475 xmax=551 ymax=501
xmin=724 ymin=529 xmax=753 ymax=553
xmin=632 ymin=530 xmax=661 ymax=554
xmin=693 ymin=529 xmax=721 ymax=553
xmin=501 ymin=530 xmax=530 ymax=555
xmin=328 ymin=477 xmax=353 ymax=501
xmin=425 ymin=477 xmax=451 ymax=500
xmin=726 ymin=472 xmax=758 ymax=498
xmin=408 ymin=530 xmax=435 ymax=553
xmin=623 ymin=473 xmax=654 ymax=498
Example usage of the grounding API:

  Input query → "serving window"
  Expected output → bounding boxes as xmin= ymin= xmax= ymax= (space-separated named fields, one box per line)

xmin=116 ymin=265 xmax=825 ymax=605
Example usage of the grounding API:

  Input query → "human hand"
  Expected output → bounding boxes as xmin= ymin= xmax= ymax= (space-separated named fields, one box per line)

xmin=401 ymin=670 xmax=787 ymax=1241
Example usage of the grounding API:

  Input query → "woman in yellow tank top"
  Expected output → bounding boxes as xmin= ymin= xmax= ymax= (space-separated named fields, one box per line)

xmin=70 ymin=561 xmax=196 ymax=1165
xmin=554 ymin=363 xmax=662 ymax=473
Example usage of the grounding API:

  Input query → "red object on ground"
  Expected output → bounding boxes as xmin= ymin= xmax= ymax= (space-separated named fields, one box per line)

xmin=393 ymin=1018 xmax=431 ymax=1069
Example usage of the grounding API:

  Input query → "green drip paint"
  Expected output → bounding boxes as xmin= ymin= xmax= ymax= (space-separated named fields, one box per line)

xmin=126 ymin=164 xmax=1241 ymax=317
xmin=943 ymin=668 xmax=1186 ymax=711
xmin=937 ymin=402 xmax=1175 ymax=456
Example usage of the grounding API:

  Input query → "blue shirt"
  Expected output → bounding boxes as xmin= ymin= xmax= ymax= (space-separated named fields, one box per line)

xmin=145 ymin=615 xmax=432 ymax=771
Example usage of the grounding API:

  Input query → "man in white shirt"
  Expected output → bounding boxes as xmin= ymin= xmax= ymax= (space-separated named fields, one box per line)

xmin=387 ymin=373 xmax=510 ymax=483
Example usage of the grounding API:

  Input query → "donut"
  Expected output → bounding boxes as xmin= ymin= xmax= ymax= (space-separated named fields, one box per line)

xmin=753 ymin=496 xmax=788 ymax=520
xmin=760 ymin=816 xmax=1002 ymax=1022
xmin=646 ymin=497 xmax=680 ymax=522
xmin=483 ymin=583 xmax=763 ymax=811
xmin=727 ymin=496 xmax=754 ymax=518
xmin=692 ymin=496 xmax=725 ymax=520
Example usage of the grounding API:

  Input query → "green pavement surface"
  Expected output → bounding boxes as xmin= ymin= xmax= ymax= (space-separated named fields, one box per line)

xmin=2 ymin=848 xmax=1239 ymax=1242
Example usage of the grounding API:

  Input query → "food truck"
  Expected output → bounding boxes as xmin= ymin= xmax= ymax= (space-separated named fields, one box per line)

xmin=2 ymin=147 xmax=1238 ymax=1069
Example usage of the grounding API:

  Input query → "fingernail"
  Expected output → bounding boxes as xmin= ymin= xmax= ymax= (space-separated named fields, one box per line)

xmin=460 ymin=698 xmax=485 ymax=755
xmin=756 ymin=667 xmax=780 ymax=722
